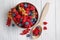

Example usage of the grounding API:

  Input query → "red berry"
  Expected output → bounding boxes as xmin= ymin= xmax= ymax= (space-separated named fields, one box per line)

xmin=13 ymin=17 xmax=18 ymax=23
xmin=30 ymin=22 xmax=33 ymax=26
xmin=20 ymin=3 xmax=24 ymax=7
xmin=32 ymin=27 xmax=40 ymax=36
xmin=26 ymin=11 xmax=29 ymax=14
xmin=12 ymin=8 xmax=17 ymax=12
xmin=16 ymin=15 xmax=21 ymax=19
xmin=30 ymin=6 xmax=35 ymax=10
xmin=6 ymin=17 xmax=11 ymax=26
xmin=43 ymin=26 xmax=47 ymax=30
xmin=23 ymin=18 xmax=26 ymax=23
xmin=20 ymin=28 xmax=30 ymax=35
xmin=28 ymin=25 xmax=31 ymax=28
xmin=28 ymin=4 xmax=31 ymax=8
xmin=28 ymin=16 xmax=32 ymax=19
xmin=43 ymin=21 xmax=47 ymax=25
xmin=26 ymin=8 xmax=30 ymax=11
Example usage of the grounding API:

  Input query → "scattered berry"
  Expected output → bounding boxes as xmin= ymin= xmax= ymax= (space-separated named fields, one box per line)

xmin=12 ymin=24 xmax=15 ymax=27
xmin=43 ymin=21 xmax=47 ymax=25
xmin=43 ymin=26 xmax=47 ymax=30
xmin=26 ymin=34 xmax=31 ymax=37
xmin=20 ymin=3 xmax=24 ymax=7
xmin=6 ymin=17 xmax=11 ymax=26
xmin=20 ymin=28 xmax=30 ymax=35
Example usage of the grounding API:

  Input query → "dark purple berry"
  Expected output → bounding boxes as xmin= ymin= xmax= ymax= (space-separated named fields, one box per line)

xmin=12 ymin=24 xmax=15 ymax=27
xmin=26 ymin=34 xmax=31 ymax=37
xmin=31 ymin=18 xmax=37 ymax=22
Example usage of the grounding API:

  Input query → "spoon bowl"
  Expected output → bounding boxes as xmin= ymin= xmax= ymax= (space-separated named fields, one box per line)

xmin=31 ymin=25 xmax=42 ymax=39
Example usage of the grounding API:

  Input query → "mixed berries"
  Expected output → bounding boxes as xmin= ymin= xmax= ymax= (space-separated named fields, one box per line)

xmin=6 ymin=2 xmax=38 ymax=28
xmin=32 ymin=26 xmax=42 ymax=36
xmin=6 ymin=2 xmax=47 ymax=37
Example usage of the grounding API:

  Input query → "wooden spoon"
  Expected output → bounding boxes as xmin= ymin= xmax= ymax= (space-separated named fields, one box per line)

xmin=30 ymin=3 xmax=49 ymax=39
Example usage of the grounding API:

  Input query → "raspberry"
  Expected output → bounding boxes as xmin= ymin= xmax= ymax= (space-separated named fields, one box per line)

xmin=26 ymin=8 xmax=30 ymax=11
xmin=20 ymin=29 xmax=30 ymax=35
xmin=6 ymin=17 xmax=11 ymax=26
xmin=20 ymin=3 xmax=24 ymax=7
xmin=30 ymin=6 xmax=35 ymax=10
xmin=43 ymin=26 xmax=47 ymax=30
xmin=43 ymin=21 xmax=47 ymax=25
xmin=16 ymin=15 xmax=21 ymax=19
xmin=28 ymin=4 xmax=31 ymax=8
xmin=33 ymin=27 xmax=40 ymax=36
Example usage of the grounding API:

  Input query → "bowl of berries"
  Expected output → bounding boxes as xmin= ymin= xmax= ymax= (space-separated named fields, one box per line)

xmin=6 ymin=2 xmax=39 ymax=28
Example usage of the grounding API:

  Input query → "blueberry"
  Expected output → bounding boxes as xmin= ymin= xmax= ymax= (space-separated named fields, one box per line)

xmin=12 ymin=13 xmax=16 ymax=17
xmin=26 ymin=34 xmax=31 ymax=37
xmin=18 ymin=23 xmax=22 ymax=27
xmin=24 ymin=3 xmax=28 ymax=8
xmin=25 ymin=22 xmax=29 ymax=25
xmin=31 ymin=18 xmax=37 ymax=22
xmin=12 ymin=24 xmax=15 ymax=27
xmin=28 ymin=11 xmax=33 ymax=16
xmin=33 ymin=18 xmax=37 ymax=21
xmin=31 ymin=18 xmax=37 ymax=24
xmin=32 ymin=22 xmax=36 ymax=24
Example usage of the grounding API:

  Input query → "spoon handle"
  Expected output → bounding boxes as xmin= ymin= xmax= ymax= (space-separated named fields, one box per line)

xmin=39 ymin=3 xmax=49 ymax=25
